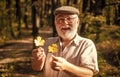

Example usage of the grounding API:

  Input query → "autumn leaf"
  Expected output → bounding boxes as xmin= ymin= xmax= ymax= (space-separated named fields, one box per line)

xmin=48 ymin=44 xmax=58 ymax=53
xmin=34 ymin=36 xmax=45 ymax=46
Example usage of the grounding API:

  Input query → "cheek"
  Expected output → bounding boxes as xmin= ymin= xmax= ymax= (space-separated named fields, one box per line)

xmin=55 ymin=22 xmax=62 ymax=28
xmin=55 ymin=23 xmax=61 ymax=31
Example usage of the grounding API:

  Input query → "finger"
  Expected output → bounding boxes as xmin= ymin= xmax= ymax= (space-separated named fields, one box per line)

xmin=38 ymin=47 xmax=44 ymax=52
xmin=51 ymin=66 xmax=61 ymax=71
xmin=52 ymin=55 xmax=64 ymax=63
xmin=32 ymin=48 xmax=44 ymax=57
xmin=32 ymin=49 xmax=38 ymax=55
xmin=38 ymin=54 xmax=44 ymax=60
xmin=32 ymin=51 xmax=41 ymax=57
xmin=50 ymin=61 xmax=59 ymax=71
xmin=33 ymin=51 xmax=44 ymax=59
xmin=50 ymin=60 xmax=62 ymax=68
xmin=54 ymin=67 xmax=61 ymax=71
xmin=50 ymin=61 xmax=62 ymax=71
xmin=51 ymin=55 xmax=58 ymax=61
xmin=53 ymin=60 xmax=62 ymax=67
xmin=32 ymin=47 xmax=44 ymax=54
xmin=34 ymin=53 xmax=45 ymax=60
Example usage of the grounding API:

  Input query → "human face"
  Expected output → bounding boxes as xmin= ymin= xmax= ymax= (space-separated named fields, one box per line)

xmin=55 ymin=14 xmax=79 ymax=41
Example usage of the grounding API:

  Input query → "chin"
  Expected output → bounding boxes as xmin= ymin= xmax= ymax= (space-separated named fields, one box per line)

xmin=58 ymin=30 xmax=77 ymax=39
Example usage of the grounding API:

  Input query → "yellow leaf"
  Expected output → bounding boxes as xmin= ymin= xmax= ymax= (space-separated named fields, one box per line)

xmin=48 ymin=44 xmax=58 ymax=53
xmin=34 ymin=36 xmax=45 ymax=46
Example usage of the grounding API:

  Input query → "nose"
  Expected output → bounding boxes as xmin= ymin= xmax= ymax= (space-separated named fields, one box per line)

xmin=62 ymin=18 xmax=69 ymax=24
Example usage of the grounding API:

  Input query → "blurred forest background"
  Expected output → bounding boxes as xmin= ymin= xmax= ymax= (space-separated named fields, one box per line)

xmin=0 ymin=0 xmax=120 ymax=77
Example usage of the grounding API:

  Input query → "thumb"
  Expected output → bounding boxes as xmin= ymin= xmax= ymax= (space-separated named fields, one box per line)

xmin=51 ymin=55 xmax=58 ymax=61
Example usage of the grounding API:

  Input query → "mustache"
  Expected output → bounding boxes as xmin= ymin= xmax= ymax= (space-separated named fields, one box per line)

xmin=61 ymin=26 xmax=71 ymax=30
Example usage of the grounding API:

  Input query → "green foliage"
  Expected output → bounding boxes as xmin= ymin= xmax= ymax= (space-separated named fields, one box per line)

xmin=95 ymin=39 xmax=120 ymax=77
xmin=105 ymin=40 xmax=120 ymax=67
xmin=81 ymin=14 xmax=106 ymax=42
xmin=81 ymin=14 xmax=94 ymax=25
xmin=1 ymin=63 xmax=15 ymax=77
xmin=0 ymin=1 xmax=11 ymax=43
xmin=105 ymin=0 xmax=120 ymax=25
xmin=86 ymin=25 xmax=120 ymax=77
xmin=82 ymin=14 xmax=106 ymax=27
xmin=82 ymin=22 xmax=120 ymax=43
xmin=91 ymin=15 xmax=106 ymax=27
xmin=98 ymin=26 xmax=120 ymax=42
xmin=114 ymin=29 xmax=120 ymax=38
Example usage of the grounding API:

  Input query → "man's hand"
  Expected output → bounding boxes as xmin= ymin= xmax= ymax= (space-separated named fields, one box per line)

xmin=50 ymin=55 xmax=93 ymax=77
xmin=31 ymin=47 xmax=46 ymax=71
xmin=50 ymin=55 xmax=68 ymax=71
xmin=32 ymin=47 xmax=46 ymax=61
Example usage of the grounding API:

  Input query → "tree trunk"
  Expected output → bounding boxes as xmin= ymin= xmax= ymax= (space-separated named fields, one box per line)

xmin=82 ymin=0 xmax=89 ymax=13
xmin=66 ymin=0 xmax=70 ymax=5
xmin=40 ymin=0 xmax=44 ymax=28
xmin=24 ymin=0 xmax=28 ymax=29
xmin=32 ymin=0 xmax=38 ymax=37
xmin=15 ymin=0 xmax=21 ymax=36
xmin=32 ymin=0 xmax=39 ymax=49
xmin=51 ymin=0 xmax=57 ymax=37
xmin=73 ymin=0 xmax=78 ymax=4
xmin=6 ymin=0 xmax=15 ymax=37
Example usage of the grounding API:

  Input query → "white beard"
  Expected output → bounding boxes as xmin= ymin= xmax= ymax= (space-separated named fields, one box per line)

xmin=57 ymin=28 xmax=77 ymax=40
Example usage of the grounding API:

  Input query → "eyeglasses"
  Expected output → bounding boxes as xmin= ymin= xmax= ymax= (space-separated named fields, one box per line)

xmin=55 ymin=16 xmax=77 ymax=24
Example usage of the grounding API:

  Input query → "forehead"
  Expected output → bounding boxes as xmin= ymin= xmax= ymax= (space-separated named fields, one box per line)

xmin=55 ymin=13 xmax=78 ymax=18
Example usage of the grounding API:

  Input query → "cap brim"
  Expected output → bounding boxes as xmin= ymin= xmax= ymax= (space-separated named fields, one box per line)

xmin=54 ymin=11 xmax=78 ymax=15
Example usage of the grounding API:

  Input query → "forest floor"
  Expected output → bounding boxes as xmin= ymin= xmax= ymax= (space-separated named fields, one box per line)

xmin=0 ymin=27 xmax=53 ymax=77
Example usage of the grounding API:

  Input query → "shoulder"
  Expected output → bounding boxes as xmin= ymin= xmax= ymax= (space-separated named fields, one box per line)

xmin=76 ymin=35 xmax=94 ymax=45
xmin=76 ymin=35 xmax=93 ymax=43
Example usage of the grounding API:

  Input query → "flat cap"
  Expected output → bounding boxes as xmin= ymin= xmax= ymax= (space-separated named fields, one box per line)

xmin=54 ymin=6 xmax=79 ymax=15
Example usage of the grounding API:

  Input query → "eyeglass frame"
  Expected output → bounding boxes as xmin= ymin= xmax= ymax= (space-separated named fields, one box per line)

xmin=55 ymin=16 xmax=78 ymax=24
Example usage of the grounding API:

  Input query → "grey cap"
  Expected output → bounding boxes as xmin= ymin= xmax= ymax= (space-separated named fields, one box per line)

xmin=54 ymin=6 xmax=79 ymax=15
